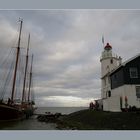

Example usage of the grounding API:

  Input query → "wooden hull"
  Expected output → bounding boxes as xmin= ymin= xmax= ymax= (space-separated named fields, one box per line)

xmin=0 ymin=103 xmax=24 ymax=121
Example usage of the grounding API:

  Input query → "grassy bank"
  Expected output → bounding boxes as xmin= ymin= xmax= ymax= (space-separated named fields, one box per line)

xmin=56 ymin=109 xmax=140 ymax=130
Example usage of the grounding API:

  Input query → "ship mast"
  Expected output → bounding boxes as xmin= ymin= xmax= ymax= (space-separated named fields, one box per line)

xmin=11 ymin=19 xmax=23 ymax=102
xmin=22 ymin=34 xmax=30 ymax=104
xmin=28 ymin=54 xmax=33 ymax=102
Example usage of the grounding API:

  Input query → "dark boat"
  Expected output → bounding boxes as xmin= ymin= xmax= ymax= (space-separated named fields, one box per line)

xmin=0 ymin=103 xmax=24 ymax=121
xmin=0 ymin=19 xmax=35 ymax=121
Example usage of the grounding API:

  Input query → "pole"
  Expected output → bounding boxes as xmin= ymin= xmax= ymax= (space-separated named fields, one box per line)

xmin=11 ymin=19 xmax=23 ymax=102
xmin=22 ymin=34 xmax=30 ymax=104
xmin=28 ymin=54 xmax=33 ymax=102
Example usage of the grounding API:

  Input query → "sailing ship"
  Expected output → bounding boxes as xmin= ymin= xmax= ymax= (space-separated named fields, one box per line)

xmin=0 ymin=19 xmax=35 ymax=121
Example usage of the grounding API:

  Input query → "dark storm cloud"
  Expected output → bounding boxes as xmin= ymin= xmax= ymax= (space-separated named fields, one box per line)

xmin=0 ymin=10 xmax=140 ymax=106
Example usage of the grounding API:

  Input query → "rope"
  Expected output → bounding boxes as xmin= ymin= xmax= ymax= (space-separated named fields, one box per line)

xmin=0 ymin=56 xmax=15 ymax=100
xmin=0 ymin=49 xmax=14 ymax=87
xmin=0 ymin=48 xmax=14 ymax=68
xmin=30 ymin=72 xmax=35 ymax=102
xmin=0 ymin=46 xmax=35 ymax=104
xmin=16 ymin=53 xmax=24 ymax=101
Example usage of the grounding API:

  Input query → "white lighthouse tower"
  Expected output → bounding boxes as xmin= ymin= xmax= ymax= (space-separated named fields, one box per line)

xmin=100 ymin=43 xmax=122 ymax=111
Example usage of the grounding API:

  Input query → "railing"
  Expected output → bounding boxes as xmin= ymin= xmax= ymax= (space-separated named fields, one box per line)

xmin=100 ymin=52 xmax=120 ymax=60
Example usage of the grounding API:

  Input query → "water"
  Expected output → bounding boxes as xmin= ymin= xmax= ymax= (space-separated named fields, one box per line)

xmin=0 ymin=107 xmax=87 ymax=130
xmin=36 ymin=107 xmax=87 ymax=115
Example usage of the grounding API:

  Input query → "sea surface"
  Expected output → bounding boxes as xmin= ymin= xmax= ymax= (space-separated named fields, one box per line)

xmin=0 ymin=107 xmax=87 ymax=130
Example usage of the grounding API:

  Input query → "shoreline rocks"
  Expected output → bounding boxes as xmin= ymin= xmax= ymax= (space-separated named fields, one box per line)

xmin=37 ymin=112 xmax=63 ymax=123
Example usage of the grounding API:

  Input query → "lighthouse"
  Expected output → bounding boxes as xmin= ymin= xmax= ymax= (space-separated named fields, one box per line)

xmin=100 ymin=43 xmax=122 ymax=77
xmin=100 ymin=42 xmax=122 ymax=111
xmin=100 ymin=42 xmax=140 ymax=112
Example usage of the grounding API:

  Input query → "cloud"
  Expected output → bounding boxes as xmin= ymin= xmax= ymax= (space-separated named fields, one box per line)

xmin=0 ymin=10 xmax=140 ymax=106
xmin=37 ymin=95 xmax=98 ymax=107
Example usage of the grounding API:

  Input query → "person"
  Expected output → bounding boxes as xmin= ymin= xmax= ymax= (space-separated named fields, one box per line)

xmin=95 ymin=100 xmax=99 ymax=110
xmin=7 ymin=98 xmax=11 ymax=105
xmin=89 ymin=102 xmax=94 ymax=109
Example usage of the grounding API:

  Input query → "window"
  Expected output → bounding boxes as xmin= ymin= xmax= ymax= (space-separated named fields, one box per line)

xmin=136 ymin=86 xmax=140 ymax=98
xmin=110 ymin=59 xmax=113 ymax=64
xmin=114 ymin=74 xmax=117 ymax=80
xmin=129 ymin=67 xmax=138 ymax=78
xmin=108 ymin=91 xmax=111 ymax=97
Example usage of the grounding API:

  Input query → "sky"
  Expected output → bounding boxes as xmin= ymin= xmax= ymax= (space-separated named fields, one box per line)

xmin=0 ymin=10 xmax=140 ymax=107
